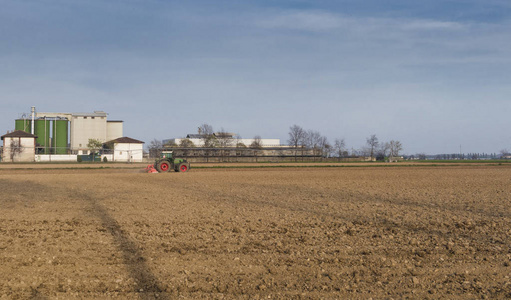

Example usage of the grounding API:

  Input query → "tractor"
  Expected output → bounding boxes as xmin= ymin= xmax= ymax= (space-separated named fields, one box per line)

xmin=154 ymin=151 xmax=190 ymax=172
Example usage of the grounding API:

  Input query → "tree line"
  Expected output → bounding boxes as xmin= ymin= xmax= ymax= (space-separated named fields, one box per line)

xmin=288 ymin=125 xmax=403 ymax=161
xmin=147 ymin=123 xmax=404 ymax=161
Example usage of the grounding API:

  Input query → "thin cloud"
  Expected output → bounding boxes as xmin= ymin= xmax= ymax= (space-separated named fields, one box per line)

xmin=256 ymin=10 xmax=465 ymax=33
xmin=257 ymin=11 xmax=347 ymax=31
xmin=403 ymin=20 xmax=464 ymax=30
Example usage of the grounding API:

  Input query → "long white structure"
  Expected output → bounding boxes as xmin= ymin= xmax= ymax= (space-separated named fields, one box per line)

xmin=163 ymin=136 xmax=281 ymax=147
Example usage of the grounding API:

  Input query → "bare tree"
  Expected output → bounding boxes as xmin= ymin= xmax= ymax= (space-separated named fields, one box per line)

xmin=366 ymin=134 xmax=379 ymax=160
xmin=288 ymin=125 xmax=305 ymax=161
xmin=250 ymin=135 xmax=263 ymax=149
xmin=376 ymin=142 xmax=390 ymax=161
xmin=148 ymin=139 xmax=163 ymax=158
xmin=318 ymin=135 xmax=330 ymax=158
xmin=500 ymin=149 xmax=510 ymax=158
xmin=304 ymin=130 xmax=323 ymax=160
xmin=9 ymin=139 xmax=23 ymax=161
xmin=388 ymin=140 xmax=403 ymax=158
xmin=216 ymin=128 xmax=234 ymax=148
xmin=198 ymin=123 xmax=217 ymax=148
xmin=334 ymin=138 xmax=346 ymax=160
xmin=215 ymin=129 xmax=234 ymax=161
xmin=198 ymin=123 xmax=213 ymax=136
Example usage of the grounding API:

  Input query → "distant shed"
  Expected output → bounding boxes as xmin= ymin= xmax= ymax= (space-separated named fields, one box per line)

xmin=107 ymin=137 xmax=144 ymax=162
xmin=1 ymin=130 xmax=38 ymax=162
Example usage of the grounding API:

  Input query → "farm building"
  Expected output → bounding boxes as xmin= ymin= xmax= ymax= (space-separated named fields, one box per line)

xmin=105 ymin=137 xmax=144 ymax=162
xmin=15 ymin=107 xmax=124 ymax=154
xmin=1 ymin=130 xmax=37 ymax=162
xmin=164 ymin=132 xmax=280 ymax=148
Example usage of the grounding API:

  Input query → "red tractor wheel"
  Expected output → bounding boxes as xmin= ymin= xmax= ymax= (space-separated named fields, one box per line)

xmin=178 ymin=163 xmax=189 ymax=172
xmin=156 ymin=160 xmax=171 ymax=172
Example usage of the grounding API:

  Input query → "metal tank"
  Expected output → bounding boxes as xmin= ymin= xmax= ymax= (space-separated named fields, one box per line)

xmin=15 ymin=119 xmax=32 ymax=133
xmin=34 ymin=119 xmax=50 ymax=154
xmin=52 ymin=119 xmax=68 ymax=154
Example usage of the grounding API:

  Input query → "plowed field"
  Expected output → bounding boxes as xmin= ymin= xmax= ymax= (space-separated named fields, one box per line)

xmin=1 ymin=166 xmax=510 ymax=299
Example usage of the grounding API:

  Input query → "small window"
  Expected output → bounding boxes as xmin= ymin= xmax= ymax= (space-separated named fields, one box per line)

xmin=91 ymin=117 xmax=95 ymax=119
xmin=84 ymin=117 xmax=87 ymax=119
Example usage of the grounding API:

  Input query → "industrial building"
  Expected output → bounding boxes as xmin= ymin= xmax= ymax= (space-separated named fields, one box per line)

xmin=14 ymin=107 xmax=123 ymax=154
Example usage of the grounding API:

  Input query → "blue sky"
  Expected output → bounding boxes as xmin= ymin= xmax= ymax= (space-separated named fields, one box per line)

xmin=1 ymin=0 xmax=510 ymax=154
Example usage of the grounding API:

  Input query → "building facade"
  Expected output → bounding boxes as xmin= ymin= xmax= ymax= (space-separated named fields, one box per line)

xmin=1 ymin=130 xmax=37 ymax=162
xmin=163 ymin=133 xmax=280 ymax=148
xmin=108 ymin=137 xmax=144 ymax=162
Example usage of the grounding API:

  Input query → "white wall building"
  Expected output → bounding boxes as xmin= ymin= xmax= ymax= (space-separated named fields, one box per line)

xmin=108 ymin=137 xmax=144 ymax=162
xmin=1 ymin=130 xmax=37 ymax=162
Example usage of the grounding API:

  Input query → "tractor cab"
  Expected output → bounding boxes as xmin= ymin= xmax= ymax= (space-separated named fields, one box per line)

xmin=161 ymin=151 xmax=173 ymax=159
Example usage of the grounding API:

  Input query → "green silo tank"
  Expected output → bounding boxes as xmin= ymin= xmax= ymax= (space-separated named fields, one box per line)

xmin=15 ymin=119 xmax=32 ymax=133
xmin=35 ymin=119 xmax=50 ymax=154
xmin=52 ymin=120 xmax=68 ymax=154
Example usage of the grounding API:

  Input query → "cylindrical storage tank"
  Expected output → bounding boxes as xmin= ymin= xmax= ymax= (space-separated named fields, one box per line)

xmin=53 ymin=119 xmax=68 ymax=154
xmin=35 ymin=119 xmax=50 ymax=154
xmin=15 ymin=119 xmax=32 ymax=133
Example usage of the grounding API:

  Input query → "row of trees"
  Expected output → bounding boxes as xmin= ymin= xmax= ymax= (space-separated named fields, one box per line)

xmin=147 ymin=123 xmax=405 ymax=160
xmin=288 ymin=125 xmax=403 ymax=161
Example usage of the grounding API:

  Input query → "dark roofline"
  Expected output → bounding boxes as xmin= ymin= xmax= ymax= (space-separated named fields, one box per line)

xmin=107 ymin=136 xmax=144 ymax=144
xmin=1 ymin=130 xmax=38 ymax=140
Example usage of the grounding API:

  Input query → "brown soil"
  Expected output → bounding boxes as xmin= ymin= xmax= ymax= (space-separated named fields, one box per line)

xmin=1 ymin=166 xmax=510 ymax=299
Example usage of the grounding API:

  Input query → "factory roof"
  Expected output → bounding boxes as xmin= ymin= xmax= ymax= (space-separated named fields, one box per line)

xmin=214 ymin=132 xmax=235 ymax=138
xmin=1 ymin=130 xmax=37 ymax=140
xmin=186 ymin=134 xmax=207 ymax=139
xmin=72 ymin=111 xmax=108 ymax=117
xmin=108 ymin=137 xmax=145 ymax=144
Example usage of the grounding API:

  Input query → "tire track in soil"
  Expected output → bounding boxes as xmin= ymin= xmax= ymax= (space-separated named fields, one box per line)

xmin=0 ymin=179 xmax=51 ymax=299
xmin=1 ymin=177 xmax=170 ymax=298
xmin=81 ymin=193 xmax=169 ymax=299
